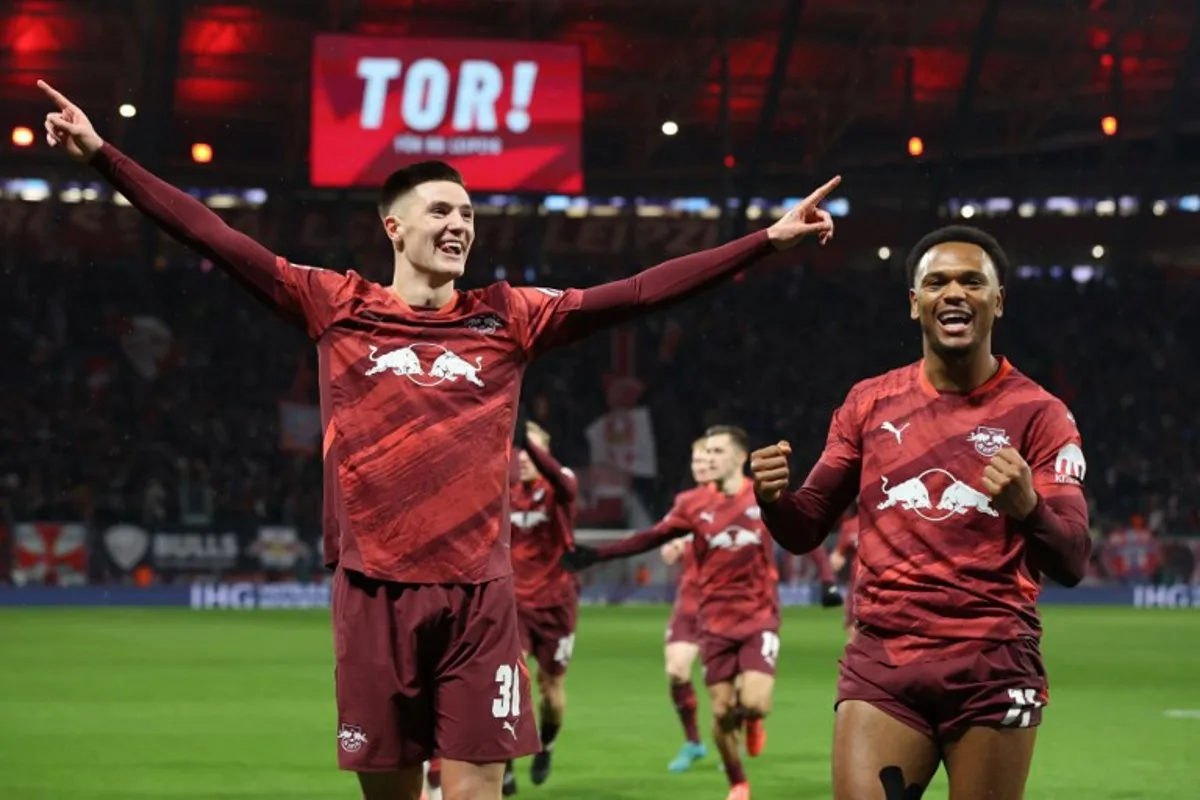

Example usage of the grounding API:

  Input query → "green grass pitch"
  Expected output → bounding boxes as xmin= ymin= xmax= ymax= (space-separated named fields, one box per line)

xmin=1 ymin=605 xmax=1198 ymax=798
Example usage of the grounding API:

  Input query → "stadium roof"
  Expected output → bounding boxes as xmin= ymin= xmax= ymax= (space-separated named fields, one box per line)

xmin=2 ymin=0 xmax=1199 ymax=197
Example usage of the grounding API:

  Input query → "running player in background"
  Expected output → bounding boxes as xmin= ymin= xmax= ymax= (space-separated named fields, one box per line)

xmin=567 ymin=426 xmax=779 ymax=800
xmin=504 ymin=420 xmax=578 ymax=795
xmin=661 ymin=438 xmax=717 ymax=773
xmin=750 ymin=226 xmax=1090 ymax=800
xmin=828 ymin=504 xmax=859 ymax=639
xmin=39 ymin=80 xmax=840 ymax=800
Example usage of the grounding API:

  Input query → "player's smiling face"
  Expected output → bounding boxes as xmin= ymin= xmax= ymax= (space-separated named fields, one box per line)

xmin=909 ymin=241 xmax=1004 ymax=359
xmin=691 ymin=446 xmax=716 ymax=484
xmin=517 ymin=448 xmax=539 ymax=482
xmin=704 ymin=434 xmax=746 ymax=484
xmin=386 ymin=180 xmax=475 ymax=280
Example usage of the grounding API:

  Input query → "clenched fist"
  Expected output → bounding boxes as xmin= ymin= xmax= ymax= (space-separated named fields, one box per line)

xmin=750 ymin=440 xmax=793 ymax=503
xmin=981 ymin=447 xmax=1039 ymax=520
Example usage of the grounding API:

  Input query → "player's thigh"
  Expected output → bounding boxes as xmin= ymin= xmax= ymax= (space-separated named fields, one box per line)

xmin=833 ymin=700 xmax=941 ymax=800
xmin=436 ymin=576 xmax=540 ymax=763
xmin=706 ymin=680 xmax=738 ymax=721
xmin=333 ymin=569 xmax=433 ymax=770
xmin=942 ymin=726 xmax=1037 ymax=800
xmin=357 ymin=767 xmax=425 ymax=800
xmin=664 ymin=641 xmax=700 ymax=681
xmin=738 ymin=670 xmax=775 ymax=716
xmin=439 ymin=759 xmax=506 ymax=800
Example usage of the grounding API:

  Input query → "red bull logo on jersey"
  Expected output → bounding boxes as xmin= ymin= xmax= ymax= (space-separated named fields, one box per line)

xmin=967 ymin=426 xmax=1011 ymax=457
xmin=338 ymin=723 xmax=368 ymax=753
xmin=877 ymin=469 xmax=998 ymax=522
xmin=365 ymin=343 xmax=484 ymax=387
xmin=707 ymin=526 xmax=762 ymax=549
xmin=510 ymin=509 xmax=550 ymax=529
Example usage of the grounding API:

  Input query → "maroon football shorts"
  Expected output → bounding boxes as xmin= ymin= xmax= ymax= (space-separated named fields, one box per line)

xmin=332 ymin=568 xmax=539 ymax=771
xmin=665 ymin=600 xmax=700 ymax=646
xmin=516 ymin=594 xmax=578 ymax=678
xmin=700 ymin=628 xmax=781 ymax=686
xmin=836 ymin=627 xmax=1049 ymax=741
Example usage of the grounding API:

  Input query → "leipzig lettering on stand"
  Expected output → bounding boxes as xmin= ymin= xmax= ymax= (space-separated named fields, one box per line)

xmin=311 ymin=35 xmax=583 ymax=192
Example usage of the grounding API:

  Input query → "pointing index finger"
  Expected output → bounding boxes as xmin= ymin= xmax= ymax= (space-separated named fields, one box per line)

xmin=37 ymin=80 xmax=72 ymax=110
xmin=800 ymin=176 xmax=842 ymax=209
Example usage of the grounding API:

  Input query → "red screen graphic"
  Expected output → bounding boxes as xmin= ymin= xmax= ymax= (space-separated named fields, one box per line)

xmin=311 ymin=35 xmax=583 ymax=193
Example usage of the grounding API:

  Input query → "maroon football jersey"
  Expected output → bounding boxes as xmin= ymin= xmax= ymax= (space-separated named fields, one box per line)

xmin=665 ymin=480 xmax=780 ymax=639
xmin=811 ymin=359 xmax=1086 ymax=664
xmin=298 ymin=273 xmax=596 ymax=583
xmin=675 ymin=537 xmax=702 ymax=617
xmin=510 ymin=458 xmax=578 ymax=608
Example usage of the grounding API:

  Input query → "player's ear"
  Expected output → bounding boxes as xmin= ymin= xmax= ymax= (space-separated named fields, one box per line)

xmin=382 ymin=214 xmax=404 ymax=244
xmin=908 ymin=287 xmax=919 ymax=321
xmin=994 ymin=284 xmax=1005 ymax=319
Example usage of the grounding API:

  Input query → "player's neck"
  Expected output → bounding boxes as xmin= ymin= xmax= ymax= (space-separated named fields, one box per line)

xmin=719 ymin=473 xmax=745 ymax=495
xmin=390 ymin=259 xmax=456 ymax=309
xmin=923 ymin=346 xmax=999 ymax=394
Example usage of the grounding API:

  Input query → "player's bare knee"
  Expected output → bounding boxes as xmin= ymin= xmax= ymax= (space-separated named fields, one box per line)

xmin=439 ymin=760 xmax=505 ymax=800
xmin=741 ymin=693 xmax=772 ymax=720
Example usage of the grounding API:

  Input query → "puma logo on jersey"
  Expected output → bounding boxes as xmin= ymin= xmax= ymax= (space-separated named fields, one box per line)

xmin=881 ymin=421 xmax=909 ymax=443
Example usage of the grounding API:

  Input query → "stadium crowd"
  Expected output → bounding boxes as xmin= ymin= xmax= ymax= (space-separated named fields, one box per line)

xmin=3 ymin=240 xmax=1199 ymax=583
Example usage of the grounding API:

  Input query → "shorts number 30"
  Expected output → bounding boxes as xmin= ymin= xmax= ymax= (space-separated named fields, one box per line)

xmin=492 ymin=663 xmax=522 ymax=719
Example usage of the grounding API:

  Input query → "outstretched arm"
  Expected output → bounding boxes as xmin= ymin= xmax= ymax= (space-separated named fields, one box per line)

xmin=518 ymin=177 xmax=841 ymax=355
xmin=39 ymin=81 xmax=334 ymax=334
xmin=523 ymin=439 xmax=577 ymax=505
xmin=594 ymin=520 xmax=690 ymax=562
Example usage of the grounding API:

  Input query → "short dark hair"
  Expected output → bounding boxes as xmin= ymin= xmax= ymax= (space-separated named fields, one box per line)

xmin=705 ymin=425 xmax=749 ymax=453
xmin=904 ymin=225 xmax=1009 ymax=288
xmin=378 ymin=161 xmax=465 ymax=217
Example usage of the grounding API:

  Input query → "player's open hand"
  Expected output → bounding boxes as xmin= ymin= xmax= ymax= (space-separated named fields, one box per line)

xmin=561 ymin=545 xmax=600 ymax=572
xmin=766 ymin=176 xmax=841 ymax=250
xmin=981 ymin=447 xmax=1039 ymax=520
xmin=660 ymin=538 xmax=685 ymax=566
xmin=526 ymin=421 xmax=549 ymax=450
xmin=750 ymin=440 xmax=793 ymax=503
xmin=37 ymin=80 xmax=104 ymax=162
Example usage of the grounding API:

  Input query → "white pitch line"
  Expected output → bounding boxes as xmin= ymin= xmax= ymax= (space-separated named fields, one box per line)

xmin=1162 ymin=709 xmax=1200 ymax=719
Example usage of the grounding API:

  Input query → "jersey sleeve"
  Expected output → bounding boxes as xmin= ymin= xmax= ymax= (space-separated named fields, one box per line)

xmin=507 ymin=231 xmax=773 ymax=358
xmin=760 ymin=386 xmax=864 ymax=554
xmin=91 ymin=144 xmax=352 ymax=339
xmin=272 ymin=260 xmax=358 ymax=339
xmin=507 ymin=286 xmax=587 ymax=358
xmin=1025 ymin=399 xmax=1086 ymax=498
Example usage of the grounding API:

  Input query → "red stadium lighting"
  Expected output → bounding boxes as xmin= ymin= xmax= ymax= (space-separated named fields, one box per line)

xmin=908 ymin=136 xmax=924 ymax=157
xmin=191 ymin=142 xmax=213 ymax=163
xmin=1101 ymin=115 xmax=1118 ymax=136
xmin=12 ymin=126 xmax=33 ymax=147
xmin=724 ymin=154 xmax=736 ymax=168
xmin=1100 ymin=53 xmax=1114 ymax=68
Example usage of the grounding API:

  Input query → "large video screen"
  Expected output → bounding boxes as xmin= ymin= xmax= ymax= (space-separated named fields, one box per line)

xmin=311 ymin=34 xmax=583 ymax=193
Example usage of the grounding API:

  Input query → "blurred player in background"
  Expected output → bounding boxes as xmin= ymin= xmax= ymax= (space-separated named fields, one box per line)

xmin=660 ymin=438 xmax=717 ymax=773
xmin=749 ymin=226 xmax=1090 ymax=800
xmin=504 ymin=420 xmax=579 ymax=795
xmin=39 ymin=79 xmax=840 ymax=800
xmin=566 ymin=426 xmax=779 ymax=800
xmin=828 ymin=504 xmax=859 ymax=638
